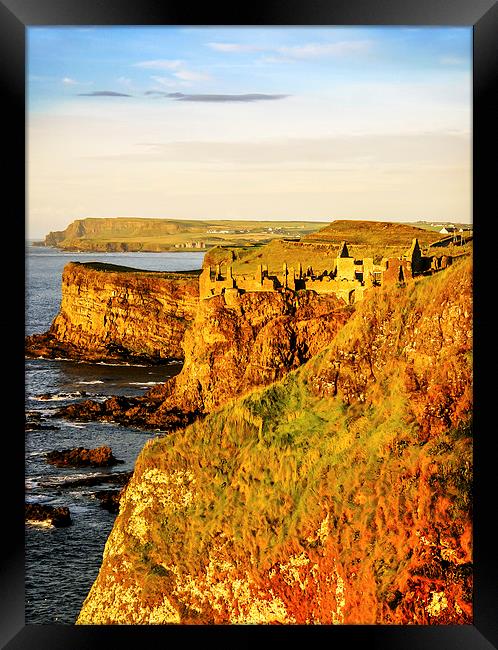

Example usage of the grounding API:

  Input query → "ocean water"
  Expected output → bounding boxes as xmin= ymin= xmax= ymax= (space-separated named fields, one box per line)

xmin=25 ymin=246 xmax=205 ymax=624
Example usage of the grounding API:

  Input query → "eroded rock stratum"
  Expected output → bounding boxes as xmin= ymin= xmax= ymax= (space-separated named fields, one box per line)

xmin=25 ymin=262 xmax=200 ymax=364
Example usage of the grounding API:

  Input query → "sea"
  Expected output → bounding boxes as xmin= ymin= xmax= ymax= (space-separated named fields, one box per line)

xmin=25 ymin=245 xmax=205 ymax=624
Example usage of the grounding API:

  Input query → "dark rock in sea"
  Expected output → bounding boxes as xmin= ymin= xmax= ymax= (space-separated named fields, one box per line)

xmin=25 ymin=502 xmax=72 ymax=527
xmin=56 ymin=470 xmax=133 ymax=489
xmin=37 ymin=391 xmax=87 ymax=401
xmin=56 ymin=397 xmax=137 ymax=422
xmin=46 ymin=445 xmax=124 ymax=468
xmin=94 ymin=489 xmax=125 ymax=513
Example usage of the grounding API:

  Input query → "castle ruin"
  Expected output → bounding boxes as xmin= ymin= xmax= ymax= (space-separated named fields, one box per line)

xmin=199 ymin=239 xmax=452 ymax=304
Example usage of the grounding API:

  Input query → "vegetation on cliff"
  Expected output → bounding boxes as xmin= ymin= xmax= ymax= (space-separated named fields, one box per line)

xmin=77 ymin=256 xmax=472 ymax=625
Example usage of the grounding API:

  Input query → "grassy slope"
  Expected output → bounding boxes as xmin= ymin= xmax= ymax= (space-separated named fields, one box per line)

xmin=75 ymin=261 xmax=202 ymax=277
xmin=118 ymin=256 xmax=472 ymax=624
xmin=303 ymin=219 xmax=444 ymax=246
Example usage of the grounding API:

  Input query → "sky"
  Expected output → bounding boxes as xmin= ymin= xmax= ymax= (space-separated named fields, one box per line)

xmin=27 ymin=26 xmax=472 ymax=238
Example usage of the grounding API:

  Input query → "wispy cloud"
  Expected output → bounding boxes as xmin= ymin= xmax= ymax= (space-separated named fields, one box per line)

xmin=91 ymin=132 xmax=470 ymax=169
xmin=207 ymin=43 xmax=265 ymax=53
xmin=173 ymin=69 xmax=212 ymax=82
xmin=278 ymin=40 xmax=372 ymax=58
xmin=134 ymin=59 xmax=212 ymax=85
xmin=62 ymin=77 xmax=93 ymax=86
xmin=207 ymin=40 xmax=373 ymax=59
xmin=116 ymin=76 xmax=134 ymax=88
xmin=77 ymin=90 xmax=132 ymax=97
xmin=151 ymin=92 xmax=289 ymax=102
xmin=134 ymin=59 xmax=183 ymax=70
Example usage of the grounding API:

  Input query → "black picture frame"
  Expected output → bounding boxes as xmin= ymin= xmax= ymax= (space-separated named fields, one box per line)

xmin=3 ymin=0 xmax=496 ymax=647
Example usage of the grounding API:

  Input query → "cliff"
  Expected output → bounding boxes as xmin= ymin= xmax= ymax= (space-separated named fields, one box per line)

xmin=77 ymin=256 xmax=472 ymax=625
xmin=25 ymin=262 xmax=200 ymax=364
xmin=42 ymin=217 xmax=324 ymax=252
xmin=59 ymin=289 xmax=352 ymax=428
xmin=44 ymin=218 xmax=202 ymax=251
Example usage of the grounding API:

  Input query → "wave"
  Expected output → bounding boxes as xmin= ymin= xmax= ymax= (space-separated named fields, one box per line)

xmin=36 ymin=471 xmax=107 ymax=488
xmin=25 ymin=477 xmax=40 ymax=490
xmin=26 ymin=519 xmax=54 ymax=529
xmin=29 ymin=391 xmax=84 ymax=402
xmin=128 ymin=381 xmax=161 ymax=386
xmin=26 ymin=407 xmax=58 ymax=417
xmin=77 ymin=380 xmax=105 ymax=385
xmin=95 ymin=361 xmax=148 ymax=367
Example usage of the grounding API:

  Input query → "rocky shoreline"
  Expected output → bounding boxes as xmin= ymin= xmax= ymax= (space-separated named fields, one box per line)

xmin=24 ymin=331 xmax=176 ymax=365
xmin=46 ymin=445 xmax=124 ymax=468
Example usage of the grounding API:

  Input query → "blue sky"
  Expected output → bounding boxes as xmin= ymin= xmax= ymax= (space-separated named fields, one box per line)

xmin=27 ymin=26 xmax=472 ymax=236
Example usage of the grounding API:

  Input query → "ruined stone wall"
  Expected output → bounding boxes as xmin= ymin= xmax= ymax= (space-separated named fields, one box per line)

xmin=382 ymin=258 xmax=414 ymax=285
xmin=336 ymin=257 xmax=356 ymax=281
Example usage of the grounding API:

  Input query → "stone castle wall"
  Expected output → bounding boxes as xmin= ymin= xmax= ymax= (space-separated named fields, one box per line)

xmin=199 ymin=239 xmax=450 ymax=305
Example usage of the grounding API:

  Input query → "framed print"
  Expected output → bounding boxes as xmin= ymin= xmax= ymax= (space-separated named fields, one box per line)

xmin=2 ymin=0 xmax=496 ymax=647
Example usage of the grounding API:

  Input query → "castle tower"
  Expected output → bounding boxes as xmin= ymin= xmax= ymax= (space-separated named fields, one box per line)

xmin=335 ymin=241 xmax=355 ymax=281
xmin=282 ymin=262 xmax=288 ymax=289
xmin=338 ymin=241 xmax=350 ymax=258
xmin=405 ymin=238 xmax=422 ymax=274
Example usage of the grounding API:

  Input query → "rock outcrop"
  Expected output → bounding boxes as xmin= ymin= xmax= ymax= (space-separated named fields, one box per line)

xmin=46 ymin=445 xmax=123 ymax=468
xmin=58 ymin=290 xmax=352 ymax=430
xmin=25 ymin=503 xmax=72 ymax=527
xmin=147 ymin=289 xmax=351 ymax=420
xmin=76 ymin=257 xmax=472 ymax=625
xmin=25 ymin=262 xmax=200 ymax=363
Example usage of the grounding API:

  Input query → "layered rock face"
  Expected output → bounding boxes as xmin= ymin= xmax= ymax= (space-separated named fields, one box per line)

xmin=148 ymin=289 xmax=351 ymax=419
xmin=25 ymin=262 xmax=200 ymax=363
xmin=60 ymin=289 xmax=351 ymax=428
xmin=77 ymin=257 xmax=472 ymax=625
xmin=44 ymin=217 xmax=193 ymax=251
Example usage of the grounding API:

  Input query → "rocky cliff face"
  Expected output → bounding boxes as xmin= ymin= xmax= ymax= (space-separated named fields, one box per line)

xmin=25 ymin=262 xmax=200 ymax=363
xmin=59 ymin=289 xmax=351 ymax=428
xmin=77 ymin=257 xmax=472 ymax=625
xmin=44 ymin=217 xmax=193 ymax=251
xmin=147 ymin=289 xmax=351 ymax=419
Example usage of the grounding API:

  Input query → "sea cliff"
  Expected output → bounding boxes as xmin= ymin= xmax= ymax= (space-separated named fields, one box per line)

xmin=76 ymin=257 xmax=472 ymax=624
xmin=25 ymin=262 xmax=200 ymax=364
xmin=58 ymin=288 xmax=352 ymax=429
xmin=41 ymin=216 xmax=324 ymax=252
